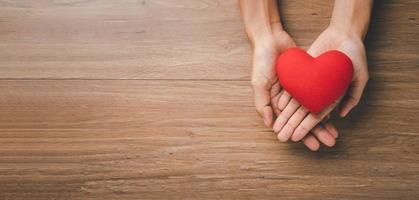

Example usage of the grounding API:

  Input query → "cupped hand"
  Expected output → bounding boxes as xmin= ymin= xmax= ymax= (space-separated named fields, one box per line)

xmin=251 ymin=30 xmax=294 ymax=127
xmin=251 ymin=30 xmax=339 ymax=151
xmin=273 ymin=26 xmax=369 ymax=144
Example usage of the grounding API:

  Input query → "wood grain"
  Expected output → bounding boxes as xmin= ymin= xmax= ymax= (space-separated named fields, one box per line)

xmin=0 ymin=0 xmax=251 ymax=80
xmin=0 ymin=80 xmax=418 ymax=199
xmin=0 ymin=0 xmax=418 ymax=199
xmin=0 ymin=0 xmax=417 ymax=81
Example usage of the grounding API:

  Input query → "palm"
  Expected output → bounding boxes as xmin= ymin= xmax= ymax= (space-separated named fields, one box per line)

xmin=251 ymin=31 xmax=294 ymax=124
xmin=251 ymin=31 xmax=338 ymax=151
xmin=271 ymin=28 xmax=369 ymax=146
xmin=308 ymin=28 xmax=369 ymax=117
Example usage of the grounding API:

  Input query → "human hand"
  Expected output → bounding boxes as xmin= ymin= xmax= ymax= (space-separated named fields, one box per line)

xmin=251 ymin=30 xmax=294 ymax=127
xmin=238 ymin=0 xmax=346 ymax=151
xmin=273 ymin=25 xmax=369 ymax=143
xmin=252 ymin=30 xmax=339 ymax=151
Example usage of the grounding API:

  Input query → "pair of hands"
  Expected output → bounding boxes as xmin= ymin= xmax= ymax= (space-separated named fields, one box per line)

xmin=251 ymin=26 xmax=369 ymax=151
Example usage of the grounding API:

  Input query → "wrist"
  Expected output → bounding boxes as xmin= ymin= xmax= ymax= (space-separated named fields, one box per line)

xmin=328 ymin=20 xmax=367 ymax=41
xmin=239 ymin=0 xmax=284 ymax=48
xmin=323 ymin=25 xmax=366 ymax=55
xmin=248 ymin=22 xmax=284 ymax=48
xmin=327 ymin=24 xmax=364 ymax=42
xmin=329 ymin=0 xmax=373 ymax=40
xmin=254 ymin=25 xmax=294 ymax=50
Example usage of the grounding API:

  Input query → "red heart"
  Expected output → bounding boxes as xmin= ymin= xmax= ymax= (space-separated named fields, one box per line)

xmin=276 ymin=48 xmax=353 ymax=113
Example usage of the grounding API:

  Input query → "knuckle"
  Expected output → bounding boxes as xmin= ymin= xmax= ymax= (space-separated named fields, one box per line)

xmin=297 ymin=107 xmax=308 ymax=115
xmin=277 ymin=114 xmax=288 ymax=124
xmin=285 ymin=122 xmax=296 ymax=130
xmin=298 ymin=125 xmax=309 ymax=135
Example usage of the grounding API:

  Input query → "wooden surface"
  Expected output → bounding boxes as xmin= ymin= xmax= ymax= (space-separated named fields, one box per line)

xmin=0 ymin=0 xmax=418 ymax=199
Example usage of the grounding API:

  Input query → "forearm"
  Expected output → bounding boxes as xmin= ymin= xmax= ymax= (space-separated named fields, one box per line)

xmin=329 ymin=0 xmax=374 ymax=39
xmin=238 ymin=0 xmax=283 ymax=46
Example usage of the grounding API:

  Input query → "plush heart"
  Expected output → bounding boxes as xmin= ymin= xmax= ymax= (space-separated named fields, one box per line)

xmin=276 ymin=48 xmax=353 ymax=113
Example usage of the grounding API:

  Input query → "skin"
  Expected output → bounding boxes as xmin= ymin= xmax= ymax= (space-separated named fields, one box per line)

xmin=238 ymin=0 xmax=340 ymax=151
xmin=239 ymin=0 xmax=373 ymax=150
xmin=274 ymin=0 xmax=373 ymax=143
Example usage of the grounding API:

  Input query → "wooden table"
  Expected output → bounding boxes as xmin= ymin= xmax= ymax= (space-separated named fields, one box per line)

xmin=1 ymin=1 xmax=418 ymax=199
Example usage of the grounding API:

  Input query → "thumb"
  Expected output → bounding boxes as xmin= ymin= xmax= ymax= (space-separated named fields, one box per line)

xmin=251 ymin=79 xmax=273 ymax=127
xmin=338 ymin=77 xmax=368 ymax=117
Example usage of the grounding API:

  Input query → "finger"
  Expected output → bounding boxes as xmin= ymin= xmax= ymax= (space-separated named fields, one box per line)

xmin=271 ymin=95 xmax=282 ymax=116
xmin=302 ymin=134 xmax=320 ymax=151
xmin=271 ymin=84 xmax=283 ymax=116
xmin=324 ymin=122 xmax=339 ymax=139
xmin=277 ymin=91 xmax=291 ymax=111
xmin=262 ymin=106 xmax=273 ymax=127
xmin=252 ymin=80 xmax=273 ymax=127
xmin=311 ymin=124 xmax=336 ymax=147
xmin=270 ymin=80 xmax=281 ymax=99
xmin=291 ymin=101 xmax=338 ymax=142
xmin=339 ymin=78 xmax=368 ymax=117
xmin=273 ymin=98 xmax=300 ymax=133
xmin=277 ymin=106 xmax=309 ymax=142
